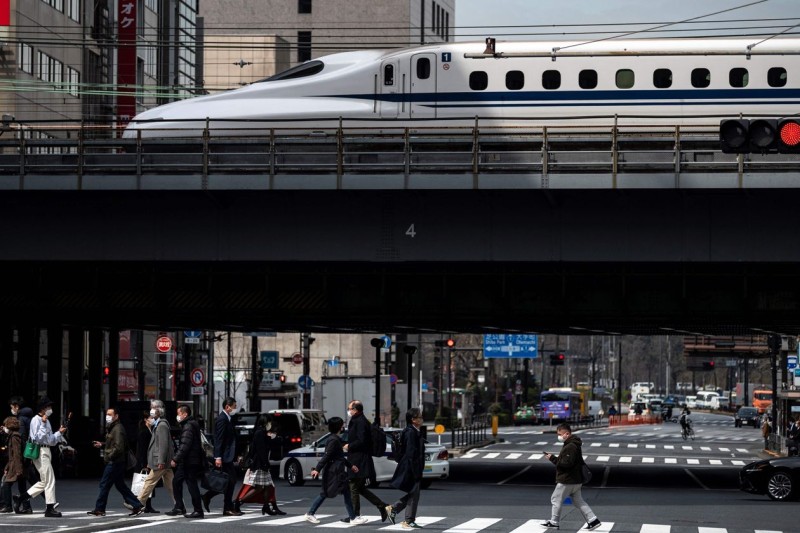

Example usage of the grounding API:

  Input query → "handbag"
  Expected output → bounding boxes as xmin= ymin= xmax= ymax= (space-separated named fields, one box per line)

xmin=202 ymin=469 xmax=230 ymax=493
xmin=199 ymin=431 xmax=215 ymax=459
xmin=131 ymin=469 xmax=148 ymax=497
xmin=581 ymin=462 xmax=592 ymax=484
xmin=23 ymin=440 xmax=40 ymax=460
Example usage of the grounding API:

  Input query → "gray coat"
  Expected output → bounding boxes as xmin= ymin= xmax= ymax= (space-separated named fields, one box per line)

xmin=147 ymin=418 xmax=174 ymax=467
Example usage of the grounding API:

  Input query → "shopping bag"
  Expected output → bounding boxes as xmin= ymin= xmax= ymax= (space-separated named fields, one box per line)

xmin=131 ymin=469 xmax=148 ymax=497
xmin=23 ymin=440 xmax=40 ymax=460
xmin=202 ymin=469 xmax=229 ymax=493
xmin=244 ymin=468 xmax=257 ymax=486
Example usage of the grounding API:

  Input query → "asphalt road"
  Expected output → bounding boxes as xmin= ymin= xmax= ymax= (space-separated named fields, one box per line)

xmin=1 ymin=413 xmax=789 ymax=533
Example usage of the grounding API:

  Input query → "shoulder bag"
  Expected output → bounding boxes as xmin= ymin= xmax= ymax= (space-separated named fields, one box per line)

xmin=580 ymin=455 xmax=592 ymax=484
xmin=23 ymin=439 xmax=40 ymax=460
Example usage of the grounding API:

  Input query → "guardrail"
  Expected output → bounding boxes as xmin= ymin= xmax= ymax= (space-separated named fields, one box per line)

xmin=1 ymin=124 xmax=799 ymax=188
xmin=451 ymin=420 xmax=490 ymax=449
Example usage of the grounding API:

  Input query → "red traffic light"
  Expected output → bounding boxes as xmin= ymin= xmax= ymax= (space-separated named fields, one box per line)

xmin=778 ymin=119 xmax=800 ymax=153
xmin=103 ymin=366 xmax=110 ymax=375
xmin=446 ymin=338 xmax=455 ymax=348
xmin=549 ymin=353 xmax=565 ymax=365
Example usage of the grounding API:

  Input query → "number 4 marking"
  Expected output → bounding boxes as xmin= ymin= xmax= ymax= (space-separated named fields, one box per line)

xmin=405 ymin=224 xmax=416 ymax=238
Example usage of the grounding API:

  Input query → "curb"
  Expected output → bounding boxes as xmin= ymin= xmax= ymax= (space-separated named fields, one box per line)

xmin=448 ymin=438 xmax=499 ymax=457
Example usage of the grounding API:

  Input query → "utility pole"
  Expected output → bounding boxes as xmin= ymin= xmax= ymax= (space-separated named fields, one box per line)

xmin=370 ymin=338 xmax=385 ymax=425
xmin=301 ymin=333 xmax=315 ymax=409
xmin=617 ymin=342 xmax=623 ymax=416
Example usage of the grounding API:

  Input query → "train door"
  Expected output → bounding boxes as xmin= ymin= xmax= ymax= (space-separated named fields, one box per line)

xmin=379 ymin=60 xmax=401 ymax=119
xmin=409 ymin=53 xmax=437 ymax=119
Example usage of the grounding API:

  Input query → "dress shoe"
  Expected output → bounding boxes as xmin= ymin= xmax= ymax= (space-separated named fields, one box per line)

xmin=223 ymin=509 xmax=244 ymax=516
xmin=128 ymin=506 xmax=146 ymax=517
xmin=269 ymin=502 xmax=286 ymax=516
xmin=184 ymin=511 xmax=204 ymax=519
xmin=262 ymin=503 xmax=275 ymax=516
xmin=165 ymin=508 xmax=186 ymax=516
xmin=379 ymin=504 xmax=389 ymax=522
xmin=201 ymin=492 xmax=212 ymax=513
xmin=0 ymin=506 xmax=13 ymax=513
xmin=44 ymin=504 xmax=62 ymax=518
xmin=144 ymin=507 xmax=160 ymax=514
xmin=86 ymin=510 xmax=106 ymax=516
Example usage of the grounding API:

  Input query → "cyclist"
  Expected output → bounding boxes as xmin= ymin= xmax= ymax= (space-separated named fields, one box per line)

xmin=679 ymin=408 xmax=692 ymax=436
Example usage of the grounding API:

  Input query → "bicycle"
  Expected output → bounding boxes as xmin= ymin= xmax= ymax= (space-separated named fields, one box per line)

xmin=681 ymin=421 xmax=695 ymax=441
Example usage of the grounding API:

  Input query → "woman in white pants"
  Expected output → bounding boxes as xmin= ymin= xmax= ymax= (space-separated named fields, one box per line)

xmin=14 ymin=397 xmax=66 ymax=517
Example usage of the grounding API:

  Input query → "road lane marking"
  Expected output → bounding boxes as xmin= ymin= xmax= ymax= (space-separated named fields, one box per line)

xmin=643 ymin=457 xmax=655 ymax=463
xmin=627 ymin=444 xmax=639 ymax=448
xmin=641 ymin=525 xmax=671 ymax=532
xmin=731 ymin=460 xmax=746 ymax=465
xmin=687 ymin=459 xmax=700 ymax=465
xmin=665 ymin=458 xmax=677 ymax=464
xmin=597 ymin=456 xmax=610 ymax=462
xmin=380 ymin=517 xmax=446 ymax=530
xmin=442 ymin=517 xmax=502 ymax=533
xmin=253 ymin=514 xmax=333 ymax=525
xmin=698 ymin=528 xmax=727 ymax=533
xmin=484 ymin=453 xmax=500 ymax=459
xmin=710 ymin=459 xmax=722 ymax=465
xmin=620 ymin=456 xmax=632 ymax=463
xmin=507 ymin=453 xmax=522 ymax=459
xmin=685 ymin=468 xmax=710 ymax=490
xmin=720 ymin=447 xmax=730 ymax=451
xmin=508 ymin=519 xmax=550 ymax=533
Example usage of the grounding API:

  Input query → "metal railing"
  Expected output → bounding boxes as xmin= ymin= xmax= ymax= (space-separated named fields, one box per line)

xmin=1 ymin=123 xmax=798 ymax=188
xmin=451 ymin=419 xmax=490 ymax=449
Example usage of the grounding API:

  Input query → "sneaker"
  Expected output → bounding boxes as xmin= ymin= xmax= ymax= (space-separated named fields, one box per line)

xmin=351 ymin=516 xmax=369 ymax=525
xmin=585 ymin=518 xmax=602 ymax=531
xmin=86 ymin=510 xmax=106 ymax=516
xmin=123 ymin=501 xmax=134 ymax=511
xmin=304 ymin=513 xmax=320 ymax=524
xmin=401 ymin=521 xmax=423 ymax=529
xmin=129 ymin=506 xmax=146 ymax=517
xmin=540 ymin=521 xmax=559 ymax=530
xmin=379 ymin=505 xmax=389 ymax=522
xmin=386 ymin=505 xmax=396 ymax=525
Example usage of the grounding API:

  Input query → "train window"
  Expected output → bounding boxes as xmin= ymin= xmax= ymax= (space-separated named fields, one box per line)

xmin=384 ymin=64 xmax=395 ymax=86
xmin=768 ymin=67 xmax=787 ymax=87
xmin=506 ymin=70 xmax=524 ymax=90
xmin=616 ymin=69 xmax=635 ymax=89
xmin=542 ymin=70 xmax=561 ymax=90
xmin=579 ymin=70 xmax=597 ymax=89
xmin=729 ymin=68 xmax=748 ymax=88
xmin=262 ymin=60 xmax=324 ymax=82
xmin=470 ymin=71 xmax=488 ymax=90
xmin=416 ymin=58 xmax=431 ymax=80
xmin=691 ymin=68 xmax=710 ymax=88
xmin=653 ymin=68 xmax=672 ymax=89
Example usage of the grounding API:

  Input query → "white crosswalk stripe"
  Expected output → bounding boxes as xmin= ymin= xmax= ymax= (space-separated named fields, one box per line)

xmin=443 ymin=517 xmax=503 ymax=533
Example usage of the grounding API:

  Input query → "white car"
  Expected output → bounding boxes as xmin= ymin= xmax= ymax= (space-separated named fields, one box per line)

xmin=279 ymin=428 xmax=449 ymax=489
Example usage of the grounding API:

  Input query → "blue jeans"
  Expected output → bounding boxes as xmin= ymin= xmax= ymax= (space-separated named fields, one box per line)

xmin=94 ymin=461 xmax=143 ymax=512
xmin=308 ymin=489 xmax=355 ymax=519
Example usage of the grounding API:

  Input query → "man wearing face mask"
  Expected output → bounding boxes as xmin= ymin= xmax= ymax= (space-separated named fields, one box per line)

xmin=137 ymin=400 xmax=174 ymax=513
xmin=201 ymin=397 xmax=240 ymax=515
xmin=7 ymin=396 xmax=35 ymax=514
xmin=13 ymin=397 xmax=65 ymax=517
xmin=170 ymin=405 xmax=205 ymax=518
xmin=86 ymin=407 xmax=145 ymax=517
xmin=541 ymin=423 xmax=602 ymax=531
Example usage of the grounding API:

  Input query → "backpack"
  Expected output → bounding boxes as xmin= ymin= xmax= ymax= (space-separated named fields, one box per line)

xmin=390 ymin=430 xmax=404 ymax=462
xmin=370 ymin=425 xmax=387 ymax=457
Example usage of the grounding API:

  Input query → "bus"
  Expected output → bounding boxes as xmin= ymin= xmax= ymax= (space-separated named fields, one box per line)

xmin=630 ymin=382 xmax=654 ymax=401
xmin=753 ymin=390 xmax=773 ymax=414
xmin=540 ymin=388 xmax=583 ymax=422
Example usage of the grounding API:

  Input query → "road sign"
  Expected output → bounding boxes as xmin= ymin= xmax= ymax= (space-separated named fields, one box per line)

xmin=260 ymin=371 xmax=282 ymax=391
xmin=292 ymin=352 xmax=303 ymax=365
xmin=260 ymin=351 xmax=279 ymax=369
xmin=788 ymin=355 xmax=798 ymax=370
xmin=190 ymin=368 xmax=205 ymax=386
xmin=190 ymin=386 xmax=204 ymax=395
xmin=299 ymin=374 xmax=315 ymax=391
xmin=380 ymin=335 xmax=392 ymax=350
xmin=184 ymin=330 xmax=202 ymax=344
xmin=390 ymin=373 xmax=398 ymax=385
xmin=483 ymin=334 xmax=538 ymax=358
xmin=421 ymin=383 xmax=428 ymax=392
xmin=156 ymin=336 xmax=173 ymax=353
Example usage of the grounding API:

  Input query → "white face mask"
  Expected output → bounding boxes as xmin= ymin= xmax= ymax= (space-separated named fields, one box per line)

xmin=2 ymin=427 xmax=8 ymax=434
xmin=44 ymin=409 xmax=53 ymax=417
xmin=149 ymin=409 xmax=157 ymax=418
xmin=105 ymin=415 xmax=114 ymax=425
xmin=557 ymin=435 xmax=566 ymax=443
xmin=228 ymin=407 xmax=238 ymax=415
xmin=176 ymin=415 xmax=183 ymax=423
xmin=10 ymin=407 xmax=18 ymax=416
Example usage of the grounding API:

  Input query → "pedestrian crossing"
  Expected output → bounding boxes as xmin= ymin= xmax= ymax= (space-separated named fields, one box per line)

xmin=503 ymin=429 xmax=761 ymax=443
xmin=2 ymin=511 xmax=789 ymax=533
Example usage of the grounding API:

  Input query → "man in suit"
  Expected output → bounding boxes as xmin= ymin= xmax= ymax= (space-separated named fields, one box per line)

xmin=202 ymin=397 xmax=240 ymax=515
xmin=137 ymin=400 xmax=174 ymax=512
xmin=343 ymin=400 xmax=389 ymax=522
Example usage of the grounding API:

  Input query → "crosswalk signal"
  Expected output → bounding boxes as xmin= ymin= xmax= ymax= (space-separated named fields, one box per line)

xmin=103 ymin=366 xmax=110 ymax=384
xmin=701 ymin=361 xmax=715 ymax=371
xmin=550 ymin=353 xmax=565 ymax=366
xmin=777 ymin=119 xmax=800 ymax=153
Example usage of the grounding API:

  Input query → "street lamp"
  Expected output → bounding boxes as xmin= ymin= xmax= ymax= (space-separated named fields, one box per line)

xmin=404 ymin=345 xmax=418 ymax=410
xmin=370 ymin=338 xmax=385 ymax=425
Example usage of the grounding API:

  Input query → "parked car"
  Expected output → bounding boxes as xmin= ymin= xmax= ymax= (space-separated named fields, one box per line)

xmin=268 ymin=409 xmax=328 ymax=445
xmin=279 ymin=428 xmax=449 ymax=489
xmin=734 ymin=406 xmax=760 ymax=427
xmin=710 ymin=396 xmax=730 ymax=411
xmin=685 ymin=396 xmax=697 ymax=409
xmin=232 ymin=411 xmax=303 ymax=464
xmin=739 ymin=456 xmax=800 ymax=501
xmin=513 ymin=405 xmax=539 ymax=426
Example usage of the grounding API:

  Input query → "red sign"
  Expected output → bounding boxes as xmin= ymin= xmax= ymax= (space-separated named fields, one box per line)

xmin=292 ymin=352 xmax=303 ymax=365
xmin=156 ymin=336 xmax=173 ymax=353
xmin=0 ymin=0 xmax=10 ymax=26
xmin=190 ymin=368 xmax=205 ymax=386
xmin=117 ymin=0 xmax=137 ymax=127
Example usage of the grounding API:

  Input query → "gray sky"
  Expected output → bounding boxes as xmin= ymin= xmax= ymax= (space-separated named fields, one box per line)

xmin=454 ymin=0 xmax=799 ymax=41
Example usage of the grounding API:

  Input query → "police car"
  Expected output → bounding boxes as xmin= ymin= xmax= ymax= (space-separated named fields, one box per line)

xmin=279 ymin=428 xmax=449 ymax=489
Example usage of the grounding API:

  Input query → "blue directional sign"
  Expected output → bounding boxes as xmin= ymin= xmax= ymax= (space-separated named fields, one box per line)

xmin=789 ymin=355 xmax=798 ymax=370
xmin=299 ymin=374 xmax=315 ymax=391
xmin=380 ymin=335 xmax=392 ymax=350
xmin=483 ymin=334 xmax=539 ymax=359
xmin=260 ymin=350 xmax=279 ymax=369
xmin=184 ymin=330 xmax=202 ymax=344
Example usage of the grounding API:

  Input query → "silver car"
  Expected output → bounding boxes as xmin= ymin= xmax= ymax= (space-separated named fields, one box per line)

xmin=279 ymin=428 xmax=449 ymax=489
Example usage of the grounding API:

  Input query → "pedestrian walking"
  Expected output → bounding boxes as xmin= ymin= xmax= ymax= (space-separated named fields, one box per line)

xmin=168 ymin=405 xmax=205 ymax=519
xmin=541 ymin=423 xmax=602 ymax=531
xmin=385 ymin=407 xmax=425 ymax=529
xmin=343 ymin=400 xmax=389 ymax=522
xmin=8 ymin=396 xmax=36 ymax=514
xmin=762 ymin=414 xmax=772 ymax=449
xmin=85 ymin=407 xmax=145 ymax=517
xmin=137 ymin=400 xmax=174 ymax=513
xmin=304 ymin=417 xmax=362 ymax=524
xmin=234 ymin=414 xmax=285 ymax=515
xmin=0 ymin=417 xmax=23 ymax=513
xmin=201 ymin=396 xmax=240 ymax=515
xmin=13 ymin=397 xmax=66 ymax=517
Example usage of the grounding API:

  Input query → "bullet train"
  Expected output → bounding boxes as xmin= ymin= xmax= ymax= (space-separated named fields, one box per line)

xmin=123 ymin=37 xmax=800 ymax=138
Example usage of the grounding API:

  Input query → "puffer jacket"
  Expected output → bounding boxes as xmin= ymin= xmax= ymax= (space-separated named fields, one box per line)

xmin=548 ymin=434 xmax=583 ymax=484
xmin=174 ymin=416 xmax=205 ymax=466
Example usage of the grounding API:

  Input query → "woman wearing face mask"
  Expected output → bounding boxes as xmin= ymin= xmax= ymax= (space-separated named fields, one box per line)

xmin=541 ymin=423 xmax=602 ymax=531
xmin=0 ymin=417 xmax=22 ymax=513
xmin=233 ymin=414 xmax=285 ymax=515
xmin=13 ymin=397 xmax=67 ymax=517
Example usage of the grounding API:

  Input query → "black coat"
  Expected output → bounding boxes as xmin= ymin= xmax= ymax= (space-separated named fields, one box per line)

xmin=314 ymin=434 xmax=351 ymax=498
xmin=345 ymin=413 xmax=375 ymax=479
xmin=390 ymin=426 xmax=425 ymax=492
xmin=135 ymin=424 xmax=151 ymax=471
xmin=250 ymin=427 xmax=272 ymax=471
xmin=174 ymin=417 xmax=205 ymax=466
xmin=213 ymin=411 xmax=236 ymax=463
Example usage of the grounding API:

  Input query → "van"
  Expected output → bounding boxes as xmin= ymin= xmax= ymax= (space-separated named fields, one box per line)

xmin=710 ymin=396 xmax=730 ymax=411
xmin=268 ymin=409 xmax=328 ymax=445
xmin=695 ymin=391 xmax=720 ymax=409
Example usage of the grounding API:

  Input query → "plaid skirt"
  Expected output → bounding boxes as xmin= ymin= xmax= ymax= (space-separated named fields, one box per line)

xmin=250 ymin=468 xmax=273 ymax=487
